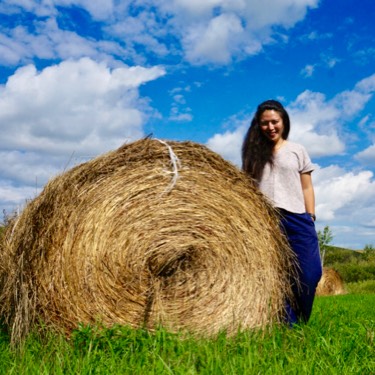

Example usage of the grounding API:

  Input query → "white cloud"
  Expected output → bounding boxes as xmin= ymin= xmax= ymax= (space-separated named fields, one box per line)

xmin=287 ymin=75 xmax=375 ymax=157
xmin=301 ymin=64 xmax=315 ymax=78
xmin=323 ymin=56 xmax=339 ymax=68
xmin=0 ymin=17 xmax=136 ymax=67
xmin=55 ymin=0 xmax=115 ymax=20
xmin=287 ymin=91 xmax=345 ymax=157
xmin=333 ymin=90 xmax=371 ymax=117
xmin=300 ymin=54 xmax=340 ymax=78
xmin=0 ymin=182 xmax=37 ymax=217
xmin=168 ymin=0 xmax=224 ymax=17
xmin=313 ymin=164 xmax=375 ymax=249
xmin=105 ymin=8 xmax=170 ymax=59
xmin=0 ymin=0 xmax=114 ymax=19
xmin=302 ymin=31 xmax=333 ymax=41
xmin=170 ymin=0 xmax=319 ymax=64
xmin=0 ymin=57 xmax=165 ymax=200
xmin=240 ymin=0 xmax=319 ymax=29
xmin=294 ymin=132 xmax=344 ymax=158
xmin=169 ymin=102 xmax=193 ymax=122
xmin=0 ymin=0 xmax=54 ymax=16
xmin=183 ymin=13 xmax=244 ymax=64
xmin=355 ymin=144 xmax=375 ymax=166
xmin=358 ymin=114 xmax=375 ymax=131
xmin=0 ymin=33 xmax=28 ymax=65
xmin=0 ymin=151 xmax=62 ymax=186
xmin=206 ymin=119 xmax=248 ymax=166
xmin=314 ymin=165 xmax=375 ymax=220
xmin=173 ymin=94 xmax=186 ymax=104
xmin=168 ymin=86 xmax=193 ymax=122
xmin=356 ymin=73 xmax=375 ymax=93
xmin=169 ymin=111 xmax=193 ymax=122
xmin=0 ymin=0 xmax=320 ymax=65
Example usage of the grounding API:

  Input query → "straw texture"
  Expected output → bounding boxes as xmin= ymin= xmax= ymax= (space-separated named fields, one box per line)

xmin=0 ymin=138 xmax=295 ymax=344
xmin=316 ymin=267 xmax=346 ymax=296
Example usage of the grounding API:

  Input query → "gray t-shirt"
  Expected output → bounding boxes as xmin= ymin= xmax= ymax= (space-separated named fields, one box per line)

xmin=258 ymin=141 xmax=314 ymax=214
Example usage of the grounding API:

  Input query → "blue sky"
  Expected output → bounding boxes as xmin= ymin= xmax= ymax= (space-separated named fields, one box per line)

xmin=0 ymin=0 xmax=374 ymax=249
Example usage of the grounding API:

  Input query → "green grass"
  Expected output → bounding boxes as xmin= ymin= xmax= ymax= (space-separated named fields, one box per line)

xmin=1 ymin=294 xmax=374 ymax=374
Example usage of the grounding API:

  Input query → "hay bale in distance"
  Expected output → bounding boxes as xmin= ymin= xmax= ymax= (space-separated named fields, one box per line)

xmin=0 ymin=138 xmax=295 ymax=344
xmin=316 ymin=267 xmax=346 ymax=296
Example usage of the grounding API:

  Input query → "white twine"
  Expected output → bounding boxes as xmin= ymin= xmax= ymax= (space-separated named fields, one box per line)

xmin=156 ymin=139 xmax=181 ymax=193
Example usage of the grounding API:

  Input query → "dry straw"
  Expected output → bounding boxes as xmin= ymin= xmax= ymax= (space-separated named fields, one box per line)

xmin=0 ymin=138 xmax=295 ymax=344
xmin=316 ymin=267 xmax=346 ymax=296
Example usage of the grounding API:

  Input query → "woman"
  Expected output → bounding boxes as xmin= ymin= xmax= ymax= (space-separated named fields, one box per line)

xmin=242 ymin=99 xmax=322 ymax=324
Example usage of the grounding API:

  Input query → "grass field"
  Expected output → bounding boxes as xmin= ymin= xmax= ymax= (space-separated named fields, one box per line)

xmin=1 ymin=294 xmax=374 ymax=374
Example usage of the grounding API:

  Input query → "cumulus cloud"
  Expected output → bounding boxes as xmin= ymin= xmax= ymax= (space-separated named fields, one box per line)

xmin=55 ymin=0 xmax=115 ymax=20
xmin=0 ymin=0 xmax=54 ymax=16
xmin=355 ymin=144 xmax=375 ymax=166
xmin=0 ymin=182 xmax=37 ymax=216
xmin=166 ymin=0 xmax=319 ymax=64
xmin=314 ymin=165 xmax=375 ymax=220
xmin=288 ymin=74 xmax=375 ymax=157
xmin=0 ymin=57 xmax=165 ymax=195
xmin=313 ymin=164 xmax=375 ymax=248
xmin=0 ymin=17 xmax=133 ymax=67
xmin=183 ymin=13 xmax=244 ymax=64
xmin=206 ymin=117 xmax=249 ymax=166
xmin=287 ymin=91 xmax=345 ymax=157
xmin=356 ymin=73 xmax=375 ymax=93
xmin=0 ymin=0 xmax=320 ymax=65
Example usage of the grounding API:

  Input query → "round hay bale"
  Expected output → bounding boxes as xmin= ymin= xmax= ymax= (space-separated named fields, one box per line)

xmin=0 ymin=138 xmax=295 ymax=344
xmin=316 ymin=267 xmax=346 ymax=296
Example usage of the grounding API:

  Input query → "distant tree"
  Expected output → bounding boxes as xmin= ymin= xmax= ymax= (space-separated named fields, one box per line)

xmin=317 ymin=226 xmax=333 ymax=267
xmin=363 ymin=244 xmax=375 ymax=261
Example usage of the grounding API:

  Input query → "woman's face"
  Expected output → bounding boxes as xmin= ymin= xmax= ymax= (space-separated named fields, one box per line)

xmin=259 ymin=110 xmax=284 ymax=145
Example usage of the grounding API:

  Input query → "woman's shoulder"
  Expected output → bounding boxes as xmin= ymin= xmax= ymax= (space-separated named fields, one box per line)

xmin=285 ymin=141 xmax=309 ymax=153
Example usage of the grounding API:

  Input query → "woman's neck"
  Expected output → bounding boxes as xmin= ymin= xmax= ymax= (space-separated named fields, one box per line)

xmin=273 ymin=139 xmax=286 ymax=151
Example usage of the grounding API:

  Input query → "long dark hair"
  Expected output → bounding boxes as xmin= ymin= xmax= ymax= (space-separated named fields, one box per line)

xmin=242 ymin=100 xmax=290 ymax=181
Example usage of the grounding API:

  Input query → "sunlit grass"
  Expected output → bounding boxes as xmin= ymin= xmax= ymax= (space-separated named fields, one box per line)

xmin=1 ymin=294 xmax=374 ymax=374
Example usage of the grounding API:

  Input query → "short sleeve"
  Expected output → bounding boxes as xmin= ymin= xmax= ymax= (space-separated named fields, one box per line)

xmin=299 ymin=145 xmax=314 ymax=174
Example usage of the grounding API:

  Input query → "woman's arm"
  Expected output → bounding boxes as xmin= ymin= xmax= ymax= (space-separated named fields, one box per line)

xmin=300 ymin=172 xmax=315 ymax=219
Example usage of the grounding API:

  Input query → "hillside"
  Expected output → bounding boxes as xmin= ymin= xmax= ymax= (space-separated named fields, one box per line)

xmin=323 ymin=245 xmax=375 ymax=283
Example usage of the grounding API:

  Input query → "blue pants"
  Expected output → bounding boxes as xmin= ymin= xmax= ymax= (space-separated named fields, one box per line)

xmin=279 ymin=210 xmax=322 ymax=324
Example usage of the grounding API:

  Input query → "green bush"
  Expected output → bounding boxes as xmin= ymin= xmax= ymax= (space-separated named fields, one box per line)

xmin=334 ymin=263 xmax=375 ymax=283
xmin=323 ymin=245 xmax=375 ymax=284
xmin=363 ymin=245 xmax=375 ymax=262
xmin=324 ymin=247 xmax=362 ymax=265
